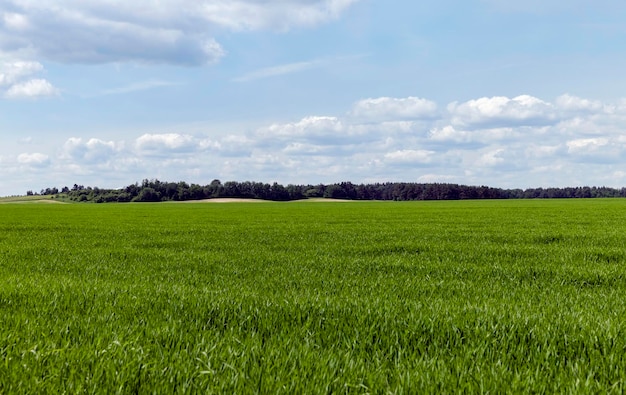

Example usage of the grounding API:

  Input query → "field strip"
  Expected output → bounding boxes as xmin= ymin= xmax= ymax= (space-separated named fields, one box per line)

xmin=173 ymin=198 xmax=270 ymax=203
xmin=173 ymin=198 xmax=359 ymax=203
xmin=0 ymin=199 xmax=67 ymax=204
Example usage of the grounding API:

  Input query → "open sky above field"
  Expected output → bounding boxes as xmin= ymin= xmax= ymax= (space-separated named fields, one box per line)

xmin=2 ymin=0 xmax=626 ymax=195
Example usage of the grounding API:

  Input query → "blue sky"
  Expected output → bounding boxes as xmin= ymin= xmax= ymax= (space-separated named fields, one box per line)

xmin=2 ymin=0 xmax=626 ymax=196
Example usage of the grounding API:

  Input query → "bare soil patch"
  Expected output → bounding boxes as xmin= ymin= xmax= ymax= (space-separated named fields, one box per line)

xmin=177 ymin=198 xmax=269 ymax=203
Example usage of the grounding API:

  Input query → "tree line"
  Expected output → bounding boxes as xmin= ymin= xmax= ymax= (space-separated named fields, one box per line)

xmin=30 ymin=179 xmax=626 ymax=203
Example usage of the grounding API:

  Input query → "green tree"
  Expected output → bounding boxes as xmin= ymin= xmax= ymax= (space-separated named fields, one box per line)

xmin=133 ymin=187 xmax=161 ymax=202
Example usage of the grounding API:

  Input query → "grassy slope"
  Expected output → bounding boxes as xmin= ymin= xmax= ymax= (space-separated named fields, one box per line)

xmin=1 ymin=200 xmax=626 ymax=392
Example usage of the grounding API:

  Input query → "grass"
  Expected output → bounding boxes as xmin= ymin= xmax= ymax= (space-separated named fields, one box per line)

xmin=1 ymin=199 xmax=626 ymax=393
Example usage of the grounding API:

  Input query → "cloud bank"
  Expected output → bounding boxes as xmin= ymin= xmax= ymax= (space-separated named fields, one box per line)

xmin=0 ymin=1 xmax=361 ymax=100
xmin=0 ymin=1 xmax=359 ymax=66
xmin=4 ymin=93 xmax=626 ymax=195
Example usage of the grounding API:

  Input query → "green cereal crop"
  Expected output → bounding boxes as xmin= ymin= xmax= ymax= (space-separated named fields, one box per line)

xmin=2 ymin=199 xmax=626 ymax=393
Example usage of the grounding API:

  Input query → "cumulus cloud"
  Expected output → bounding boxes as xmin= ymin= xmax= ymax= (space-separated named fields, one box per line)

xmin=0 ymin=61 xmax=43 ymax=86
xmin=351 ymin=96 xmax=438 ymax=121
xmin=0 ymin=0 xmax=360 ymax=66
xmin=62 ymin=137 xmax=120 ymax=163
xmin=448 ymin=95 xmax=557 ymax=128
xmin=283 ymin=142 xmax=325 ymax=155
xmin=475 ymin=148 xmax=506 ymax=167
xmin=258 ymin=114 xmax=413 ymax=147
xmin=429 ymin=125 xmax=472 ymax=143
xmin=212 ymin=135 xmax=253 ymax=156
xmin=556 ymin=94 xmax=605 ymax=113
xmin=566 ymin=137 xmax=626 ymax=164
xmin=259 ymin=116 xmax=348 ymax=145
xmin=251 ymin=94 xmax=626 ymax=185
xmin=384 ymin=149 xmax=435 ymax=165
xmin=5 ymin=78 xmax=57 ymax=98
xmin=565 ymin=137 xmax=622 ymax=162
xmin=3 ymin=12 xmax=30 ymax=31
xmin=17 ymin=152 xmax=50 ymax=167
xmin=7 ymin=93 xmax=626 ymax=195
xmin=136 ymin=133 xmax=198 ymax=153
xmin=0 ymin=61 xmax=58 ymax=98
xmin=566 ymin=138 xmax=609 ymax=153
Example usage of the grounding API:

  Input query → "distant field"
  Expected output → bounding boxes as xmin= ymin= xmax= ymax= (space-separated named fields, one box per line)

xmin=2 ymin=199 xmax=626 ymax=392
xmin=0 ymin=195 xmax=61 ymax=203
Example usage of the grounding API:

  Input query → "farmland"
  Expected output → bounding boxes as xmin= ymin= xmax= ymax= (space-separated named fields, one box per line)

xmin=1 ymin=199 xmax=626 ymax=393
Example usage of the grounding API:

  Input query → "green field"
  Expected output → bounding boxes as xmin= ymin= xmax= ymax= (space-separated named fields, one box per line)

xmin=2 ymin=199 xmax=626 ymax=393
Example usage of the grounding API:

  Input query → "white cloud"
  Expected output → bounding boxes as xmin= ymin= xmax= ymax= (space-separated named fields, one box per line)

xmin=8 ymin=93 xmax=626 ymax=196
xmin=351 ymin=96 xmax=438 ymax=121
xmin=62 ymin=137 xmax=120 ymax=163
xmin=212 ymin=135 xmax=253 ymax=156
xmin=3 ymin=12 xmax=30 ymax=30
xmin=0 ymin=61 xmax=43 ymax=86
xmin=564 ymin=137 xmax=624 ymax=164
xmin=429 ymin=125 xmax=472 ymax=143
xmin=198 ymin=138 xmax=221 ymax=151
xmin=566 ymin=138 xmax=609 ymax=153
xmin=448 ymin=95 xmax=557 ymax=128
xmin=428 ymin=125 xmax=524 ymax=146
xmin=258 ymin=114 xmax=406 ymax=147
xmin=384 ymin=149 xmax=435 ymax=165
xmin=0 ymin=0 xmax=360 ymax=66
xmin=17 ymin=152 xmax=50 ymax=167
xmin=283 ymin=142 xmax=325 ymax=155
xmin=0 ymin=61 xmax=58 ymax=99
xmin=354 ymin=121 xmax=428 ymax=137
xmin=136 ymin=133 xmax=198 ymax=153
xmin=259 ymin=116 xmax=349 ymax=145
xmin=556 ymin=94 xmax=604 ymax=113
xmin=475 ymin=148 xmax=506 ymax=167
xmin=4 ymin=78 xmax=58 ymax=98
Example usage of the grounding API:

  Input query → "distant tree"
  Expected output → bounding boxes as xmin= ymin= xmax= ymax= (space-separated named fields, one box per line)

xmin=27 ymin=179 xmax=626 ymax=203
xmin=124 ymin=183 xmax=140 ymax=198
xmin=163 ymin=183 xmax=178 ymax=201
xmin=207 ymin=179 xmax=223 ymax=197
xmin=189 ymin=184 xmax=205 ymax=200
xmin=133 ymin=187 xmax=161 ymax=202
xmin=270 ymin=182 xmax=290 ymax=201
xmin=324 ymin=184 xmax=347 ymax=199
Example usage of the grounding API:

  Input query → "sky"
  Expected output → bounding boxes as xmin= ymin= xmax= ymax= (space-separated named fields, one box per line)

xmin=2 ymin=0 xmax=626 ymax=196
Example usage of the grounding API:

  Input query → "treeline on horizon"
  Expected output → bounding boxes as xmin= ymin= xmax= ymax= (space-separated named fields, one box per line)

xmin=30 ymin=179 xmax=626 ymax=203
